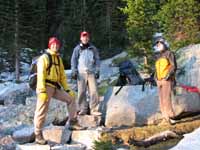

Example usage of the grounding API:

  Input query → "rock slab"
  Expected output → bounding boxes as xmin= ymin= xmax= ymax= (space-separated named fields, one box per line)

xmin=12 ymin=126 xmax=35 ymax=144
xmin=43 ymin=126 xmax=71 ymax=144
xmin=77 ymin=115 xmax=101 ymax=128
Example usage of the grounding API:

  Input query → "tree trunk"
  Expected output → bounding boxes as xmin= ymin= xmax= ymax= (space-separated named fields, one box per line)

xmin=130 ymin=130 xmax=180 ymax=147
xmin=14 ymin=0 xmax=20 ymax=81
xmin=82 ymin=0 xmax=86 ymax=30
xmin=106 ymin=1 xmax=112 ymax=49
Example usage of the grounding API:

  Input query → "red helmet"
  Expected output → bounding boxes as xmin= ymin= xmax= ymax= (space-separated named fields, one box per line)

xmin=80 ymin=31 xmax=89 ymax=38
xmin=48 ymin=37 xmax=61 ymax=49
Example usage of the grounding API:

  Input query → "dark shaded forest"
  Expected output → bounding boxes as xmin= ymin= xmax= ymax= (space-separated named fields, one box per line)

xmin=0 ymin=0 xmax=200 ymax=80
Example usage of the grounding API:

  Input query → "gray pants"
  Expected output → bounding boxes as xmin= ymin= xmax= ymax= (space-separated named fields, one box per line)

xmin=77 ymin=73 xmax=99 ymax=113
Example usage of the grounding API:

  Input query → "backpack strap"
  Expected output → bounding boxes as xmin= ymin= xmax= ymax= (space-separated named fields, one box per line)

xmin=44 ymin=52 xmax=52 ymax=75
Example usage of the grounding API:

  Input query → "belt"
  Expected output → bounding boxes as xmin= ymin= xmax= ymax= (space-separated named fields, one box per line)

xmin=46 ymin=79 xmax=61 ymax=89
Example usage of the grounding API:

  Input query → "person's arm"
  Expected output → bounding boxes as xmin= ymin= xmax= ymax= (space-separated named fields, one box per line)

xmin=36 ymin=55 xmax=48 ymax=93
xmin=71 ymin=46 xmax=79 ymax=73
xmin=166 ymin=51 xmax=177 ymax=79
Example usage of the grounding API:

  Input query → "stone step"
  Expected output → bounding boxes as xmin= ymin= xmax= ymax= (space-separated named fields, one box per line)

xmin=71 ymin=128 xmax=104 ymax=149
xmin=16 ymin=143 xmax=50 ymax=150
xmin=51 ymin=144 xmax=86 ymax=150
xmin=43 ymin=125 xmax=72 ymax=144
xmin=77 ymin=115 xmax=101 ymax=128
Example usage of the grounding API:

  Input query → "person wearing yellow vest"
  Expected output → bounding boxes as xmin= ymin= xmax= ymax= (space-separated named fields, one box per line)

xmin=34 ymin=37 xmax=81 ymax=145
xmin=153 ymin=36 xmax=177 ymax=125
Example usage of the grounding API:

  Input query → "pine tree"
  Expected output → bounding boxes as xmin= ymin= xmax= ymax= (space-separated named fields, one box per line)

xmin=155 ymin=0 xmax=200 ymax=49
xmin=121 ymin=0 xmax=159 ymax=66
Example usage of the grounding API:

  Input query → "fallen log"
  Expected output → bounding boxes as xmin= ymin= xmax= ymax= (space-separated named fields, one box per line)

xmin=130 ymin=130 xmax=182 ymax=147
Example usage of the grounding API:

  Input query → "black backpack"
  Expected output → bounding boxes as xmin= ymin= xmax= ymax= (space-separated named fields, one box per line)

xmin=116 ymin=60 xmax=144 ymax=86
xmin=28 ymin=52 xmax=53 ymax=90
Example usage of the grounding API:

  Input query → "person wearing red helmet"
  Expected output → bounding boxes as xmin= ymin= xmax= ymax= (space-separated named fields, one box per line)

xmin=71 ymin=31 xmax=101 ymax=116
xmin=34 ymin=37 xmax=81 ymax=145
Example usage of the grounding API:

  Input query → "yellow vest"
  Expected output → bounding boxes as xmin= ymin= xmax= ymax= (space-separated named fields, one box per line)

xmin=155 ymin=57 xmax=171 ymax=80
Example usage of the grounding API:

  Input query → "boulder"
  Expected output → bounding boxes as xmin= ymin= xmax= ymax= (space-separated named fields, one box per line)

xmin=12 ymin=126 xmax=34 ymax=144
xmin=51 ymin=144 xmax=86 ymax=150
xmin=43 ymin=125 xmax=71 ymax=144
xmin=172 ymin=86 xmax=200 ymax=116
xmin=0 ymin=135 xmax=16 ymax=150
xmin=77 ymin=115 xmax=101 ymax=128
xmin=100 ymin=86 xmax=159 ymax=127
xmin=100 ymin=52 xmax=128 ymax=81
xmin=0 ymin=97 xmax=69 ymax=136
xmin=71 ymin=129 xmax=103 ymax=149
xmin=100 ymin=85 xmax=200 ymax=127
xmin=0 ymin=83 xmax=33 ymax=105
xmin=16 ymin=143 xmax=50 ymax=150
xmin=176 ymin=44 xmax=200 ymax=88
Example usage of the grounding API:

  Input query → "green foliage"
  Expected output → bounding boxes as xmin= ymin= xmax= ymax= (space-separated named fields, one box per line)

xmin=0 ymin=0 xmax=128 ymax=72
xmin=121 ymin=0 xmax=158 ymax=58
xmin=154 ymin=0 xmax=200 ymax=50
xmin=93 ymin=140 xmax=114 ymax=150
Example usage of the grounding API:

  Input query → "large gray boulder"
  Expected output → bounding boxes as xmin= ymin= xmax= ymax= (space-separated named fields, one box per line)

xmin=0 ymin=83 xmax=33 ymax=105
xmin=100 ymin=85 xmax=200 ymax=127
xmin=176 ymin=44 xmax=200 ymax=88
xmin=100 ymin=86 xmax=160 ymax=127
xmin=100 ymin=52 xmax=128 ymax=81
xmin=0 ymin=97 xmax=69 ymax=136
xmin=43 ymin=125 xmax=71 ymax=144
xmin=71 ymin=129 xmax=103 ymax=149
xmin=12 ymin=126 xmax=35 ymax=144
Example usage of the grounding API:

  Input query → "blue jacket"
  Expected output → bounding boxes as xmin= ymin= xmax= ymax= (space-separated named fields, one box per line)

xmin=71 ymin=43 xmax=100 ymax=74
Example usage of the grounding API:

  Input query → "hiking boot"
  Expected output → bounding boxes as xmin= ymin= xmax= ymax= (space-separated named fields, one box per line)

xmin=169 ymin=118 xmax=178 ymax=125
xmin=78 ymin=110 xmax=87 ymax=115
xmin=65 ymin=119 xmax=85 ymax=130
xmin=90 ymin=111 xmax=102 ymax=116
xmin=35 ymin=133 xmax=47 ymax=145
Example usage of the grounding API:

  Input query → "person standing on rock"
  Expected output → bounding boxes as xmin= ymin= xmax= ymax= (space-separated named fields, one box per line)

xmin=34 ymin=37 xmax=81 ymax=145
xmin=153 ymin=36 xmax=177 ymax=125
xmin=71 ymin=31 xmax=101 ymax=116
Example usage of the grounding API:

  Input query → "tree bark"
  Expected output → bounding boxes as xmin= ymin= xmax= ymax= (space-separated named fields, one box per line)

xmin=106 ymin=1 xmax=112 ymax=49
xmin=14 ymin=0 xmax=20 ymax=81
xmin=130 ymin=130 xmax=181 ymax=147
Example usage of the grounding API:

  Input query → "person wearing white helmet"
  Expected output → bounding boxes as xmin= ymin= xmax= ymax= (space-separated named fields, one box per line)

xmin=153 ymin=36 xmax=177 ymax=125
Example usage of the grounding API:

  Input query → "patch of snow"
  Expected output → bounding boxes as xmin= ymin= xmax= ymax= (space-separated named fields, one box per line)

xmin=170 ymin=127 xmax=200 ymax=150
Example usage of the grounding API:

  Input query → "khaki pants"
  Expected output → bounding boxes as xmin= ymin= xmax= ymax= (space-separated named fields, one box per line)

xmin=34 ymin=86 xmax=77 ymax=135
xmin=157 ymin=79 xmax=175 ymax=120
xmin=77 ymin=73 xmax=99 ymax=113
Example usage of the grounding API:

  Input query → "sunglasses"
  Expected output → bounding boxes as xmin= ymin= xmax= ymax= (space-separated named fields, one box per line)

xmin=156 ymin=41 xmax=164 ymax=45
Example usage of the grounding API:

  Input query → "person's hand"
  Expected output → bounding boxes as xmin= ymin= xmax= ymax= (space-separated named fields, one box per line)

xmin=95 ymin=71 xmax=100 ymax=79
xmin=71 ymin=71 xmax=78 ymax=80
xmin=38 ymin=92 xmax=48 ymax=102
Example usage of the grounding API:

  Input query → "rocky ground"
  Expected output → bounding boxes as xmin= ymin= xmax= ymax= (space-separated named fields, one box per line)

xmin=1 ymin=44 xmax=200 ymax=150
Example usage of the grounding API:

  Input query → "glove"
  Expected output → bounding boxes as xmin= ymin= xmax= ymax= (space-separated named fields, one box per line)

xmin=71 ymin=71 xmax=78 ymax=80
xmin=65 ymin=89 xmax=76 ymax=98
xmin=95 ymin=71 xmax=100 ymax=79
xmin=38 ymin=92 xmax=48 ymax=102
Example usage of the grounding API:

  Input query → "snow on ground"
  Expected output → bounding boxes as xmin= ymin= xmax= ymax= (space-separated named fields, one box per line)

xmin=170 ymin=127 xmax=200 ymax=150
